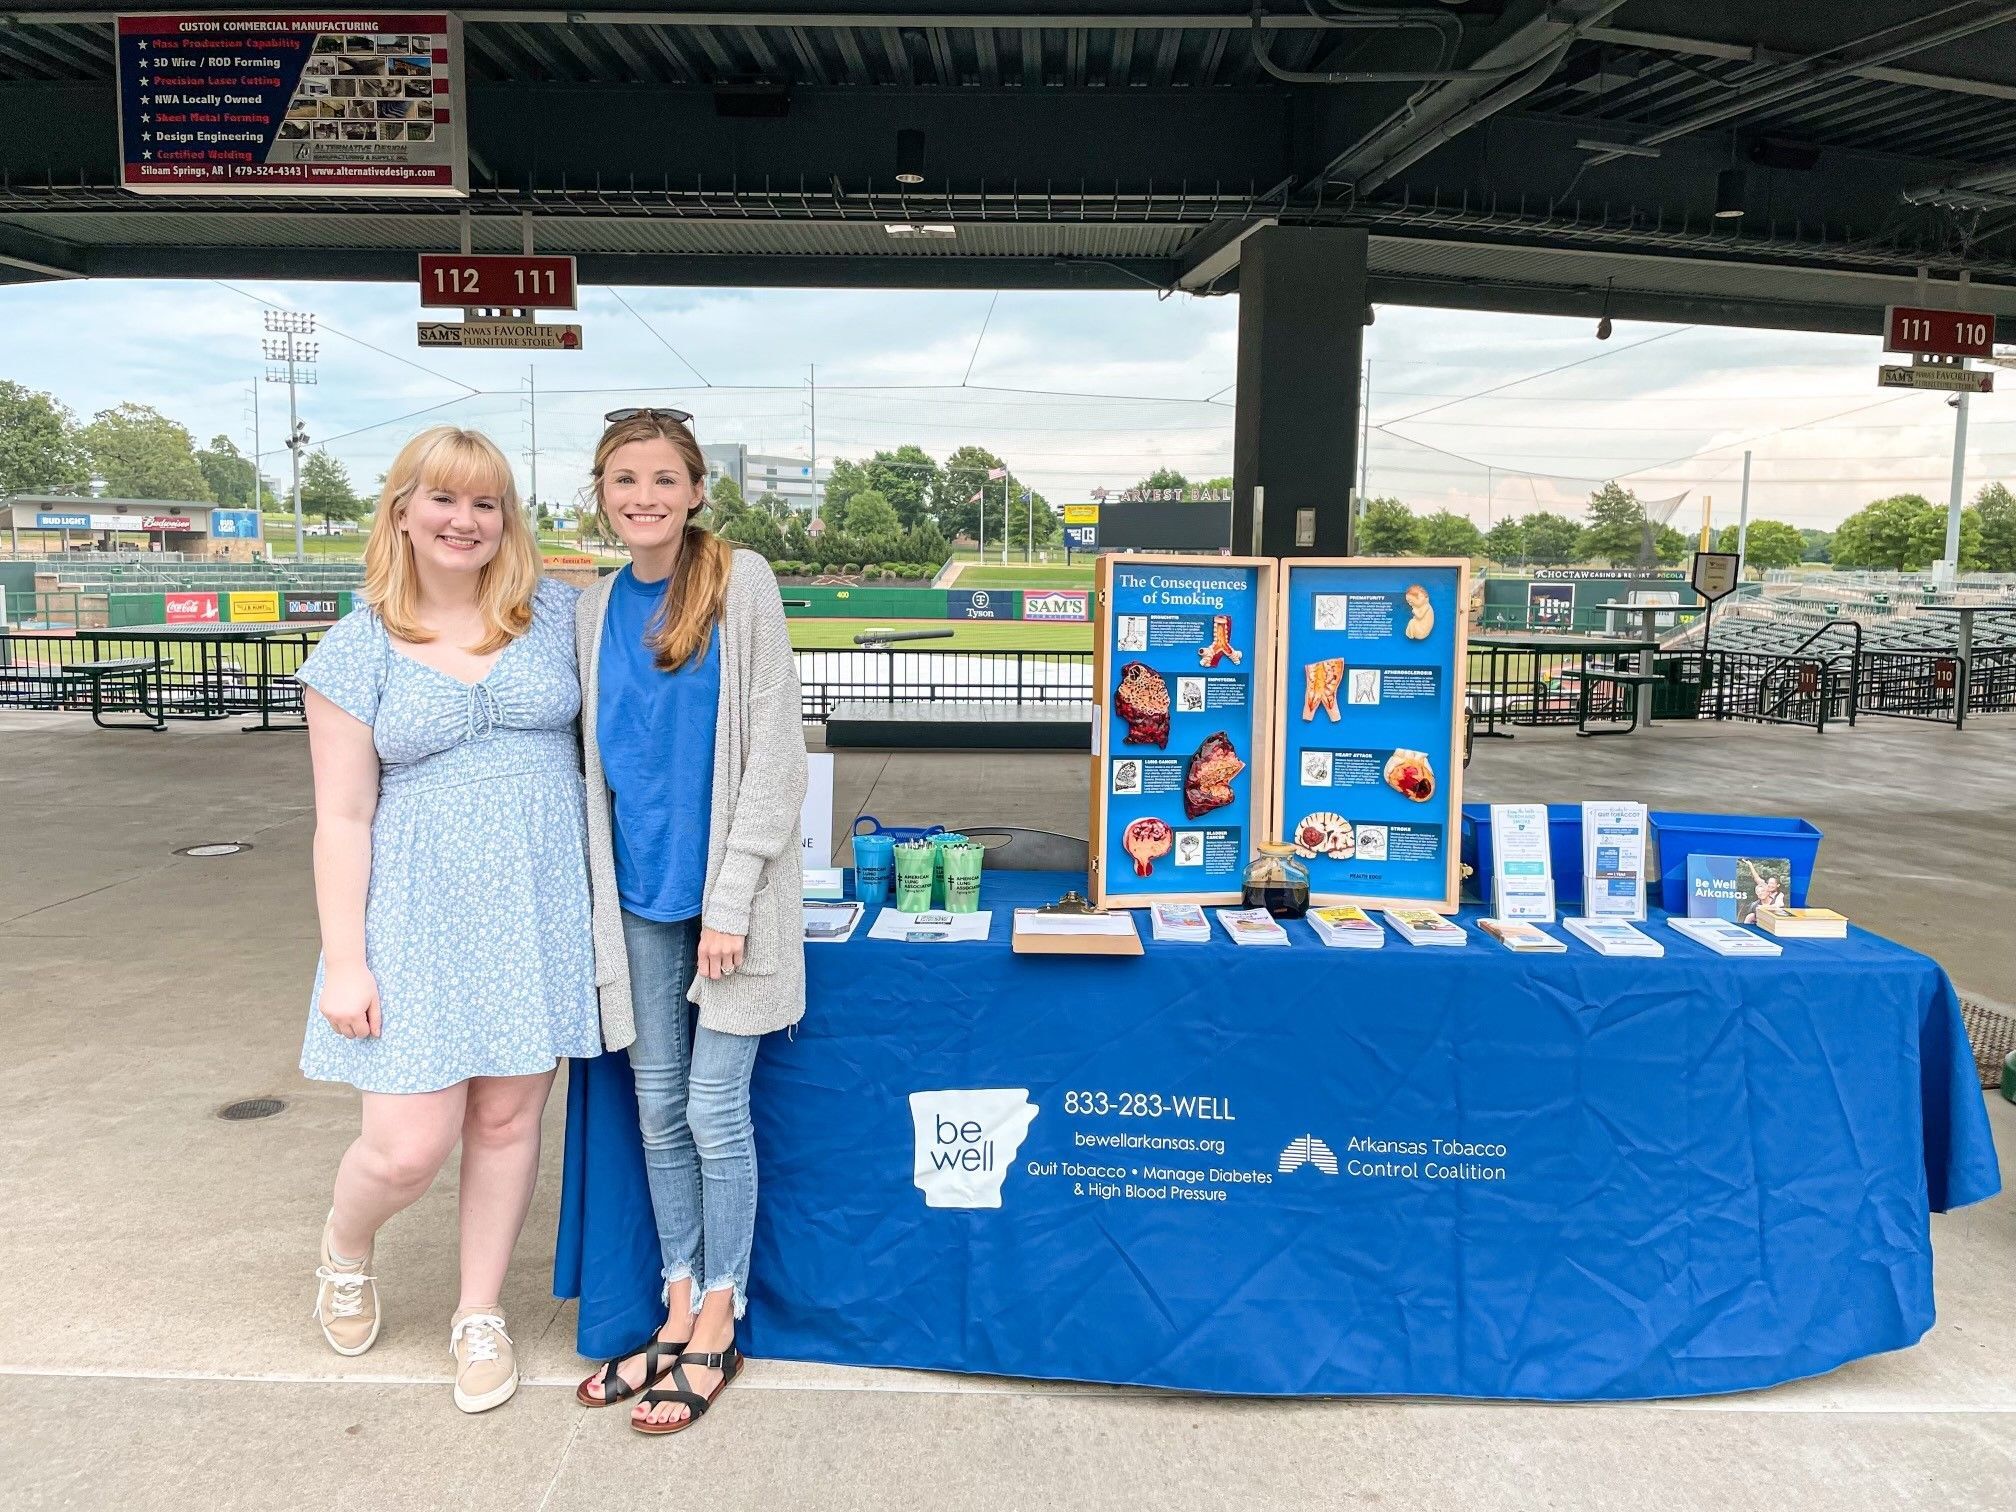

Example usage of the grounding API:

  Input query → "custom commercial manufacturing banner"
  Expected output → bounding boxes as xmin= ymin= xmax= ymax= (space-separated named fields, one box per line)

xmin=554 ymin=871 xmax=2001 ymax=1399
xmin=117 ymin=13 xmax=467 ymax=196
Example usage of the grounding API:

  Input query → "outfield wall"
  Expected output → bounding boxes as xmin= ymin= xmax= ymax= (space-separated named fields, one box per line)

xmin=778 ymin=586 xmax=1091 ymax=623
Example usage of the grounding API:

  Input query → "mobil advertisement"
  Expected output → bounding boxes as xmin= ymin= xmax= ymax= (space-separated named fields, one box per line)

xmin=1023 ymin=590 xmax=1090 ymax=623
xmin=165 ymin=592 xmax=220 ymax=624
xmin=284 ymin=591 xmax=344 ymax=621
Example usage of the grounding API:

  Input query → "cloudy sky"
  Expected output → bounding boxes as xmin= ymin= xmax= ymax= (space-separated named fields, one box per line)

xmin=2 ymin=274 xmax=2007 ymax=532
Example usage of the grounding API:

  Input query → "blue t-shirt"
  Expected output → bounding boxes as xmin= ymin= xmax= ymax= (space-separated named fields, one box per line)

xmin=599 ymin=566 xmax=720 ymax=922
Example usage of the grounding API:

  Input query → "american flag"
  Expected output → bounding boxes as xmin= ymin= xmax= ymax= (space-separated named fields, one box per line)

xmin=986 ymin=466 xmax=1007 ymax=481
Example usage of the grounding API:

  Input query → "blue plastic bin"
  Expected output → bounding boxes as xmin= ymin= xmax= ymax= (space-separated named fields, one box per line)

xmin=1648 ymin=811 xmax=1823 ymax=914
xmin=853 ymin=815 xmax=945 ymax=845
xmin=1460 ymin=803 xmax=1586 ymax=908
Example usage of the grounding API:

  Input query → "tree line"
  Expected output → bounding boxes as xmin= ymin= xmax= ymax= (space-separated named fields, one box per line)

xmin=1351 ymin=480 xmax=2016 ymax=574
xmin=13 ymin=378 xmax=2014 ymax=574
xmin=0 ymin=379 xmax=367 ymax=526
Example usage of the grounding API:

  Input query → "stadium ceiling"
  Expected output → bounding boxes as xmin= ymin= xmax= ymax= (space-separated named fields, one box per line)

xmin=5 ymin=1 xmax=2016 ymax=333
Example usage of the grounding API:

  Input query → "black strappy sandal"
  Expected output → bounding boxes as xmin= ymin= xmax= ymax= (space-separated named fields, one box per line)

xmin=575 ymin=1335 xmax=690 ymax=1408
xmin=630 ymin=1344 xmax=744 ymax=1436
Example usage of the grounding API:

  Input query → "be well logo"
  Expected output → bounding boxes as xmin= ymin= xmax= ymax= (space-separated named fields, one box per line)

xmin=908 ymin=1090 xmax=1039 ymax=1209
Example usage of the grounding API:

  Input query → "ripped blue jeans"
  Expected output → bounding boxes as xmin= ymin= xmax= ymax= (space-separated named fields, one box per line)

xmin=621 ymin=911 xmax=761 ymax=1320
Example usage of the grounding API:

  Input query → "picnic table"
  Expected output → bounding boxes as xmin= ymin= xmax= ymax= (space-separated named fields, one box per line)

xmin=69 ymin=621 xmax=329 ymax=732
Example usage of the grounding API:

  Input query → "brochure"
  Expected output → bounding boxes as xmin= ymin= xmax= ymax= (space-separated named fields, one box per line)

xmin=1383 ymin=908 xmax=1467 ymax=947
xmin=1667 ymin=917 xmax=1782 ymax=956
xmin=1581 ymin=801 xmax=1648 ymax=921
xmin=802 ymin=901 xmax=865 ymax=944
xmin=1307 ymin=905 xmax=1386 ymax=949
xmin=1151 ymin=902 xmax=1212 ymax=942
xmin=1685 ymin=855 xmax=1794 ymax=923
xmin=1216 ymin=908 xmax=1292 ymax=946
xmin=1754 ymin=907 xmax=1848 ymax=939
xmin=867 ymin=909 xmax=993 ymax=944
xmin=1479 ymin=918 xmax=1565 ymax=953
xmin=1563 ymin=916 xmax=1664 ymax=957
xmin=1489 ymin=802 xmax=1556 ymax=922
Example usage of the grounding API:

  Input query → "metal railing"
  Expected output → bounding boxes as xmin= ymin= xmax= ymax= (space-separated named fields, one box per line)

xmin=794 ymin=647 xmax=1093 ymax=722
xmin=1464 ymin=643 xmax=1636 ymax=734
xmin=0 ymin=630 xmax=317 ymax=720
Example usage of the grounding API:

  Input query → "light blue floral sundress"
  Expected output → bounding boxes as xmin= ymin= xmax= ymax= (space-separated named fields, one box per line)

xmin=296 ymin=578 xmax=602 ymax=1094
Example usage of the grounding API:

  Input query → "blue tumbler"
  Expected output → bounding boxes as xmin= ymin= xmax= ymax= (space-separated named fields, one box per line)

xmin=853 ymin=832 xmax=896 ymax=910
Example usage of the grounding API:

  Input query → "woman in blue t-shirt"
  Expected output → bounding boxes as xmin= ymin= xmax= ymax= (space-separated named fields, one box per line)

xmin=564 ymin=408 xmax=807 ymax=1436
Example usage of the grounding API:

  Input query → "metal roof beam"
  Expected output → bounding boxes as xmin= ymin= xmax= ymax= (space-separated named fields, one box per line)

xmin=1585 ymin=25 xmax=2016 ymax=103
xmin=0 ymin=219 xmax=84 ymax=279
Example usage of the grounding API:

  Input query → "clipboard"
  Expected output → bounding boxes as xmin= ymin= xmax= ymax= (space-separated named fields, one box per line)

xmin=1010 ymin=893 xmax=1145 ymax=957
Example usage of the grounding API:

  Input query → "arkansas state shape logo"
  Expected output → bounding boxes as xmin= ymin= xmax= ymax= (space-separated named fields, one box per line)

xmin=908 ymin=1089 xmax=1039 ymax=1209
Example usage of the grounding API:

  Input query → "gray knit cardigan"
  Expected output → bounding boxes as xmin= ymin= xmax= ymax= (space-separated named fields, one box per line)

xmin=576 ymin=549 xmax=808 ymax=1048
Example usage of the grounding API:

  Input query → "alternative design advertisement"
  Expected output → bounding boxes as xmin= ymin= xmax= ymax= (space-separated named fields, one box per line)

xmin=1092 ymin=555 xmax=1274 ymax=907
xmin=117 ymin=13 xmax=467 ymax=197
xmin=1271 ymin=560 xmax=1468 ymax=910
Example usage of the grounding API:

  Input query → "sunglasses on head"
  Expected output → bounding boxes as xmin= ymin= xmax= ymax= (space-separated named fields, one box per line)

xmin=604 ymin=407 xmax=695 ymax=432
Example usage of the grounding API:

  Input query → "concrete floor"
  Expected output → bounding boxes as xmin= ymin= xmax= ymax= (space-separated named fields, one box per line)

xmin=2 ymin=710 xmax=2014 ymax=1511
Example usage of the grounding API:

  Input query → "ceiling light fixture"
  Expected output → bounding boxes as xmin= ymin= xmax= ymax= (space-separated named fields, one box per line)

xmin=895 ymin=128 xmax=926 ymax=186
xmin=1596 ymin=276 xmax=1614 ymax=341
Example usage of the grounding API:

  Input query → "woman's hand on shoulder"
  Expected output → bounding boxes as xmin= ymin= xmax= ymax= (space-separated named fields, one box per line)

xmin=697 ymin=926 xmax=746 ymax=981
xmin=321 ymin=962 xmax=382 ymax=1038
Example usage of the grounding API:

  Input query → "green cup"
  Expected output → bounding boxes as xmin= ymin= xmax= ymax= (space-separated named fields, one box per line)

xmin=942 ymin=842 xmax=985 ymax=914
xmin=894 ymin=841 xmax=937 ymax=913
xmin=930 ymin=832 xmax=968 ymax=909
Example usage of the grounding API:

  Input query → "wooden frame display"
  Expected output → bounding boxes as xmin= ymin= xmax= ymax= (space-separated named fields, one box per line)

xmin=1268 ymin=558 xmax=1470 ymax=912
xmin=1090 ymin=554 xmax=1278 ymax=910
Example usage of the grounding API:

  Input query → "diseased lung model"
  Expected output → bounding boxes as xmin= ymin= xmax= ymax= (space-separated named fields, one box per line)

xmin=1183 ymin=732 xmax=1245 ymax=820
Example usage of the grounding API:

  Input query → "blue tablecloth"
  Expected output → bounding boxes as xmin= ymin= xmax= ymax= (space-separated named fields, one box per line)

xmin=554 ymin=871 xmax=2000 ymax=1400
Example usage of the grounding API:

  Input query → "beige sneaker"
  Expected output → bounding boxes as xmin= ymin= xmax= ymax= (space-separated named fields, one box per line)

xmin=310 ymin=1209 xmax=380 ymax=1357
xmin=450 ymin=1309 xmax=517 ymax=1414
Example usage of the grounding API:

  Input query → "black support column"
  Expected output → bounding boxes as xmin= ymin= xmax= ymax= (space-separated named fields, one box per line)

xmin=1230 ymin=227 xmax=1368 ymax=558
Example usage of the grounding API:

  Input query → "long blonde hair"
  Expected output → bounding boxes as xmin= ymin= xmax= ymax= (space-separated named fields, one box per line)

xmin=591 ymin=412 xmax=731 ymax=673
xmin=363 ymin=426 xmax=539 ymax=653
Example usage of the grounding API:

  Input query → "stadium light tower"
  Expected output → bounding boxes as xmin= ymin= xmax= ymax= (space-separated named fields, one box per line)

xmin=263 ymin=310 xmax=318 ymax=562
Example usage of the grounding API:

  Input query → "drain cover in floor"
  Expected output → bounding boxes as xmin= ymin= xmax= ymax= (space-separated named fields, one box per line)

xmin=218 ymin=1098 xmax=286 ymax=1121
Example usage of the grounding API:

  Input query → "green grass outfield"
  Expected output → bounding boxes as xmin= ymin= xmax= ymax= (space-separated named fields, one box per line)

xmin=953 ymin=563 xmax=1095 ymax=590
xmin=787 ymin=617 xmax=1092 ymax=651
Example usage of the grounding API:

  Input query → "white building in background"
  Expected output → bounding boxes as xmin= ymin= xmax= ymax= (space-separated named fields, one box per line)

xmin=702 ymin=445 xmax=827 ymax=512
